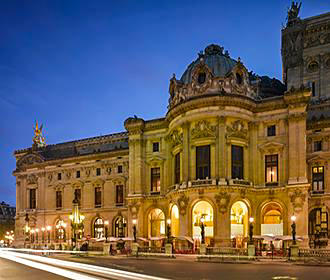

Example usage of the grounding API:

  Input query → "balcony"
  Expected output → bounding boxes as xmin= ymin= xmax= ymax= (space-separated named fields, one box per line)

xmin=228 ymin=179 xmax=252 ymax=187
xmin=189 ymin=179 xmax=217 ymax=187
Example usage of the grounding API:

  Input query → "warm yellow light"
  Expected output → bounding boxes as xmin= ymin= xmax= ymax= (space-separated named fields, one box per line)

xmin=291 ymin=215 xmax=296 ymax=222
xmin=31 ymin=229 xmax=35 ymax=234
xmin=200 ymin=217 xmax=205 ymax=223
xmin=35 ymin=228 xmax=39 ymax=233
xmin=104 ymin=220 xmax=109 ymax=226
xmin=80 ymin=215 xmax=85 ymax=221
xmin=69 ymin=215 xmax=73 ymax=220
xmin=167 ymin=219 xmax=171 ymax=225
xmin=63 ymin=223 xmax=67 ymax=228
xmin=132 ymin=219 xmax=137 ymax=225
xmin=46 ymin=226 xmax=51 ymax=231
xmin=249 ymin=217 xmax=254 ymax=223
xmin=41 ymin=227 xmax=45 ymax=232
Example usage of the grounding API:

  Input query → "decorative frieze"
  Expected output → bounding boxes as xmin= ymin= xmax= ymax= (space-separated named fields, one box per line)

xmin=166 ymin=129 xmax=183 ymax=147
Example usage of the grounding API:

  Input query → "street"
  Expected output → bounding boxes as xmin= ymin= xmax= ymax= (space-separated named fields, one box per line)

xmin=2 ymin=249 xmax=330 ymax=280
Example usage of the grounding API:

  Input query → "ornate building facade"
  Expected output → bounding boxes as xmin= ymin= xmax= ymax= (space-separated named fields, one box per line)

xmin=14 ymin=5 xmax=330 ymax=249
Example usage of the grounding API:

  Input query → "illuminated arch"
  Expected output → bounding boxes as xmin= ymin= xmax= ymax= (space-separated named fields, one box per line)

xmin=170 ymin=205 xmax=179 ymax=237
xmin=192 ymin=201 xmax=214 ymax=242
xmin=148 ymin=208 xmax=165 ymax=237
xmin=261 ymin=202 xmax=283 ymax=236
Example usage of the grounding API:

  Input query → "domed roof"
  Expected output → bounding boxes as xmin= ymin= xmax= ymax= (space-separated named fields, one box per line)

xmin=180 ymin=44 xmax=237 ymax=84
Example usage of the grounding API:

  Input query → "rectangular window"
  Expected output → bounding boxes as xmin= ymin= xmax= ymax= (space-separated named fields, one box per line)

xmin=116 ymin=185 xmax=124 ymax=205
xmin=265 ymin=154 xmax=278 ymax=184
xmin=57 ymin=173 xmax=62 ymax=180
xmin=95 ymin=187 xmax=102 ymax=207
xmin=56 ymin=191 xmax=62 ymax=209
xmin=312 ymin=166 xmax=324 ymax=193
xmin=175 ymin=153 xmax=180 ymax=184
xmin=76 ymin=170 xmax=80 ymax=178
xmin=96 ymin=168 xmax=101 ymax=176
xmin=267 ymin=125 xmax=276 ymax=137
xmin=74 ymin=189 xmax=81 ymax=207
xmin=196 ymin=145 xmax=210 ymax=179
xmin=118 ymin=165 xmax=123 ymax=173
xmin=151 ymin=167 xmax=161 ymax=193
xmin=29 ymin=189 xmax=36 ymax=209
xmin=314 ymin=141 xmax=322 ymax=152
xmin=153 ymin=142 xmax=159 ymax=152
xmin=231 ymin=145 xmax=243 ymax=179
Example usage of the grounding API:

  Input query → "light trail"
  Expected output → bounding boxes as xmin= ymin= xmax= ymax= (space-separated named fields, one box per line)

xmin=0 ymin=251 xmax=100 ymax=280
xmin=0 ymin=249 xmax=171 ymax=280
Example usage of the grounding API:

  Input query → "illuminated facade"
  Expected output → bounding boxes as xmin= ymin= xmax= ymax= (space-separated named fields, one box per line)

xmin=14 ymin=7 xmax=330 ymax=249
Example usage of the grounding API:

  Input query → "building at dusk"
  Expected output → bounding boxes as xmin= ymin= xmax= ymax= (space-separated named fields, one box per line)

xmin=13 ymin=5 xmax=330 ymax=249
xmin=0 ymin=201 xmax=16 ymax=241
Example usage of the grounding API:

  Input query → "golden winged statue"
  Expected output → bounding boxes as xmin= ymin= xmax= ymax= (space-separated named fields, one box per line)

xmin=33 ymin=120 xmax=46 ymax=147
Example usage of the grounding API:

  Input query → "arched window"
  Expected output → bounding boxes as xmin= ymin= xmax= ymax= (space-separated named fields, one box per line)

xmin=114 ymin=217 xmax=127 ymax=238
xmin=55 ymin=220 xmax=67 ymax=242
xmin=261 ymin=202 xmax=283 ymax=236
xmin=231 ymin=201 xmax=249 ymax=239
xmin=192 ymin=201 xmax=214 ymax=243
xmin=309 ymin=207 xmax=328 ymax=248
xmin=148 ymin=208 xmax=165 ymax=237
xmin=236 ymin=73 xmax=243 ymax=85
xmin=94 ymin=218 xmax=104 ymax=239
xmin=171 ymin=205 xmax=179 ymax=237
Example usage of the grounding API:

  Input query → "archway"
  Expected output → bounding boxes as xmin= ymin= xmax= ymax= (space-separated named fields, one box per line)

xmin=261 ymin=202 xmax=283 ymax=236
xmin=94 ymin=218 xmax=104 ymax=239
xmin=114 ymin=216 xmax=127 ymax=238
xmin=230 ymin=201 xmax=249 ymax=247
xmin=148 ymin=208 xmax=165 ymax=237
xmin=171 ymin=205 xmax=179 ymax=237
xmin=192 ymin=201 xmax=214 ymax=244
xmin=309 ymin=207 xmax=328 ymax=248
xmin=55 ymin=220 xmax=67 ymax=242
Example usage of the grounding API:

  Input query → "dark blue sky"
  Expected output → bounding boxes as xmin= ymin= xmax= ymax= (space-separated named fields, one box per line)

xmin=1 ymin=1 xmax=329 ymax=206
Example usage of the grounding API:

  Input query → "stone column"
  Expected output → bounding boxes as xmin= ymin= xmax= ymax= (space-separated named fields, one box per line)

xmin=218 ymin=117 xmax=226 ymax=181
xmin=182 ymin=122 xmax=190 ymax=182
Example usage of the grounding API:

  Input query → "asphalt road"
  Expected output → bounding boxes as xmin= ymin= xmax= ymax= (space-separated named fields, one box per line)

xmin=0 ymin=257 xmax=68 ymax=280
xmin=57 ymin=255 xmax=330 ymax=280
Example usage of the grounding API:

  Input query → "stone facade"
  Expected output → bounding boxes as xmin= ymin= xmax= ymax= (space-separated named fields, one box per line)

xmin=13 ymin=6 xmax=330 ymax=249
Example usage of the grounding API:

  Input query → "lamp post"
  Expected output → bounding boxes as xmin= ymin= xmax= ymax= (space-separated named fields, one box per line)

xmin=63 ymin=223 xmax=67 ymax=242
xmin=291 ymin=215 xmax=297 ymax=245
xmin=132 ymin=219 xmax=137 ymax=242
xmin=24 ymin=214 xmax=30 ymax=247
xmin=46 ymin=226 xmax=51 ymax=243
xmin=166 ymin=219 xmax=172 ymax=244
xmin=31 ymin=229 xmax=35 ymax=243
xmin=70 ymin=195 xmax=85 ymax=250
xmin=35 ymin=228 xmax=39 ymax=243
xmin=249 ymin=217 xmax=254 ymax=245
xmin=41 ymin=227 xmax=45 ymax=243
xmin=200 ymin=217 xmax=205 ymax=245
xmin=104 ymin=220 xmax=109 ymax=242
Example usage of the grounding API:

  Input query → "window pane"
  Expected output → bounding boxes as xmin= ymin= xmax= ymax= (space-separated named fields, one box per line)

xmin=196 ymin=145 xmax=210 ymax=179
xmin=232 ymin=145 xmax=243 ymax=179
xmin=175 ymin=153 xmax=180 ymax=184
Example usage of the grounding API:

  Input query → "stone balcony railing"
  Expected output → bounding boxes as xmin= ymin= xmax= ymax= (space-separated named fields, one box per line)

xmin=228 ymin=179 xmax=253 ymax=187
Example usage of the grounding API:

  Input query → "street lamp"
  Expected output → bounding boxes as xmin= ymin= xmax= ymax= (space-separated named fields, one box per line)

xmin=46 ymin=226 xmax=51 ymax=243
xmin=31 ymin=229 xmax=35 ymax=243
xmin=249 ymin=217 xmax=254 ymax=245
xmin=200 ymin=216 xmax=205 ymax=245
xmin=41 ymin=227 xmax=45 ymax=243
xmin=35 ymin=228 xmax=39 ymax=243
xmin=132 ymin=219 xmax=137 ymax=242
xmin=24 ymin=214 xmax=30 ymax=247
xmin=70 ymin=195 xmax=85 ymax=249
xmin=104 ymin=220 xmax=109 ymax=242
xmin=166 ymin=219 xmax=172 ymax=244
xmin=63 ymin=222 xmax=67 ymax=242
xmin=291 ymin=215 xmax=297 ymax=245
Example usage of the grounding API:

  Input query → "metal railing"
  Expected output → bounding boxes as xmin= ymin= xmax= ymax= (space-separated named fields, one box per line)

xmin=206 ymin=247 xmax=247 ymax=256
xmin=138 ymin=246 xmax=165 ymax=254
xmin=299 ymin=248 xmax=330 ymax=259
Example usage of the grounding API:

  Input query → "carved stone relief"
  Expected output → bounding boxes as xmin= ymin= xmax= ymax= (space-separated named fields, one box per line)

xmin=215 ymin=191 xmax=230 ymax=213
xmin=177 ymin=195 xmax=189 ymax=215
xmin=289 ymin=189 xmax=306 ymax=213
xmin=226 ymin=120 xmax=248 ymax=139
xmin=191 ymin=120 xmax=216 ymax=139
